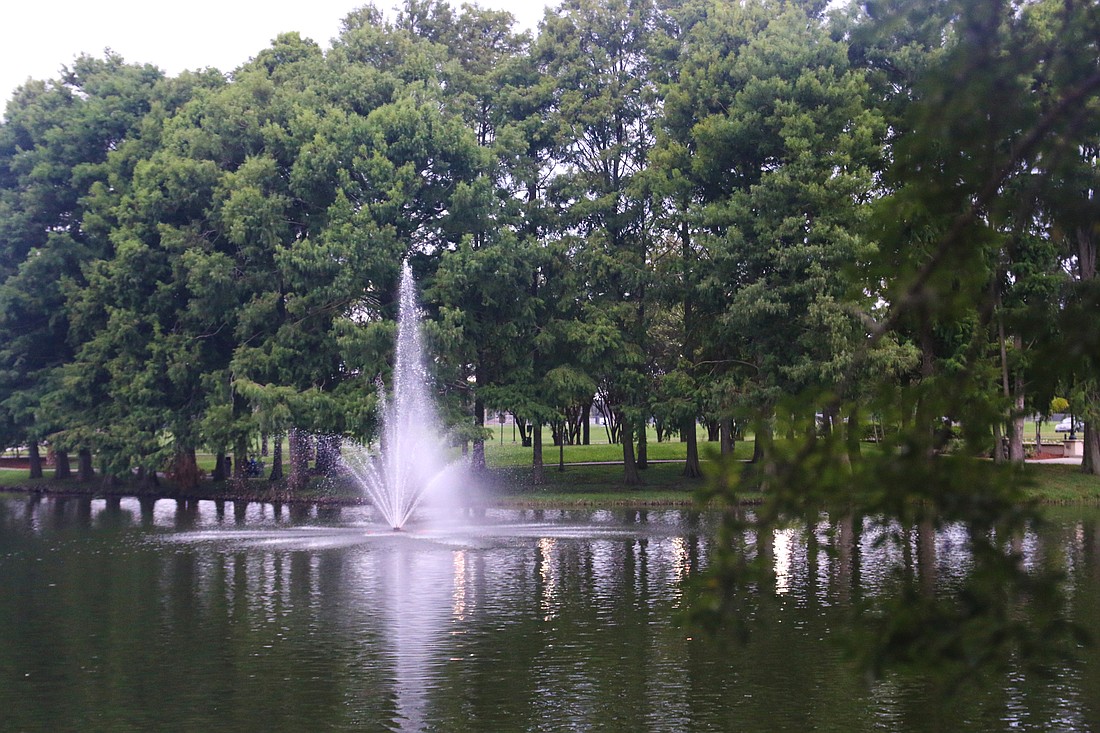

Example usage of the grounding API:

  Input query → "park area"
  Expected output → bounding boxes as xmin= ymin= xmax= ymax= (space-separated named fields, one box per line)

xmin=3 ymin=0 xmax=1100 ymax=730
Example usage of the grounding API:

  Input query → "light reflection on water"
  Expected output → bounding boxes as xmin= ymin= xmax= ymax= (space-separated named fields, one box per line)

xmin=0 ymin=494 xmax=1098 ymax=732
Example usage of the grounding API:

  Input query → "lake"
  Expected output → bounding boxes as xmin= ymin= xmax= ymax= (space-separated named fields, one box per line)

xmin=0 ymin=494 xmax=1097 ymax=732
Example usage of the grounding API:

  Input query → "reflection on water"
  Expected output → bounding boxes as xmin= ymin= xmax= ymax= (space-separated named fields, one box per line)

xmin=0 ymin=494 xmax=1098 ymax=732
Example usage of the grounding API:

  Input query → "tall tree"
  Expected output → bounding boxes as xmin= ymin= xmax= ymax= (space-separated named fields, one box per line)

xmin=537 ymin=0 xmax=666 ymax=485
xmin=0 ymin=53 xmax=175 ymax=479
xmin=658 ymin=0 xmax=884 ymax=469
xmin=698 ymin=0 xmax=1100 ymax=681
xmin=409 ymin=2 xmax=537 ymax=471
xmin=1021 ymin=0 xmax=1100 ymax=474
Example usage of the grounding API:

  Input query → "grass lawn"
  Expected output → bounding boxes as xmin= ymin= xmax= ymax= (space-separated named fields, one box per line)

xmin=4 ymin=436 xmax=1100 ymax=509
xmin=479 ymin=423 xmax=726 ymax=467
xmin=486 ymin=462 xmax=708 ymax=506
xmin=484 ymin=461 xmax=1100 ymax=510
xmin=0 ymin=469 xmax=35 ymax=487
xmin=185 ymin=425 xmax=724 ymax=472
xmin=1024 ymin=463 xmax=1100 ymax=504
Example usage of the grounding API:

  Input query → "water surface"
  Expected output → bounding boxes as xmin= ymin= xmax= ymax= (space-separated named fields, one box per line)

xmin=0 ymin=495 xmax=1097 ymax=732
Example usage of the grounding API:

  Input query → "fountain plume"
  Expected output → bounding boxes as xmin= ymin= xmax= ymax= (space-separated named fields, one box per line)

xmin=343 ymin=262 xmax=450 ymax=529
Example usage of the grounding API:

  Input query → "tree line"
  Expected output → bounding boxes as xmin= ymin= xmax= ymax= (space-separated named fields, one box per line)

xmin=1 ymin=0 xmax=1097 ymax=495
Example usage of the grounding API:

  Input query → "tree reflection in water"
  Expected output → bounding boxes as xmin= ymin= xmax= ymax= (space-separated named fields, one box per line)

xmin=0 ymin=497 xmax=1096 ymax=732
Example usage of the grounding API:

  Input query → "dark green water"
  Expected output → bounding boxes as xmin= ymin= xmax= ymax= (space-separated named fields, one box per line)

xmin=0 ymin=495 xmax=1097 ymax=732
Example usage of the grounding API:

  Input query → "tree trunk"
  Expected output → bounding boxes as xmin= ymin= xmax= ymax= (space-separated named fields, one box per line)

xmin=472 ymin=397 xmax=486 ymax=471
xmin=1078 ymin=225 xmax=1097 ymax=282
xmin=582 ymin=402 xmax=591 ymax=445
xmin=517 ymin=416 xmax=532 ymax=447
xmin=636 ymin=419 xmax=648 ymax=470
xmin=102 ymin=472 xmax=121 ymax=491
xmin=288 ymin=428 xmax=310 ymax=492
xmin=992 ymin=423 xmax=1005 ymax=463
xmin=173 ymin=448 xmax=200 ymax=491
xmin=1084 ymin=422 xmax=1100 ymax=476
xmin=1071 ymin=227 xmax=1095 ymax=462
xmin=917 ymin=313 xmax=939 ymax=452
xmin=28 ymin=443 xmax=43 ymax=479
xmin=751 ymin=420 xmax=772 ymax=465
xmin=998 ymin=311 xmax=1025 ymax=464
xmin=135 ymin=466 xmax=159 ymax=490
xmin=78 ymin=448 xmax=95 ymax=482
xmin=682 ymin=417 xmax=703 ymax=478
xmin=821 ymin=403 xmax=851 ymax=471
xmin=720 ymin=418 xmax=735 ymax=457
xmin=845 ymin=406 xmax=862 ymax=464
xmin=54 ymin=449 xmax=71 ymax=479
xmin=212 ymin=452 xmax=227 ymax=481
xmin=1010 ymin=335 xmax=1026 ymax=461
xmin=233 ymin=435 xmax=248 ymax=480
xmin=1009 ymin=391 xmax=1026 ymax=464
xmin=678 ymin=215 xmax=700 ymax=480
xmin=605 ymin=409 xmax=622 ymax=445
xmin=532 ymin=422 xmax=544 ymax=484
xmin=822 ymin=403 xmax=837 ymax=439
xmin=269 ymin=435 xmax=284 ymax=481
xmin=621 ymin=414 xmax=642 ymax=486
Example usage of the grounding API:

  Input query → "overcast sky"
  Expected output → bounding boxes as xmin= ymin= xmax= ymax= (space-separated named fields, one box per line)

xmin=2 ymin=0 xmax=551 ymax=108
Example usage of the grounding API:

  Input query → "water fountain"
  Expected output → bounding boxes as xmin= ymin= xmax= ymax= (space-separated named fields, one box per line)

xmin=342 ymin=261 xmax=453 ymax=530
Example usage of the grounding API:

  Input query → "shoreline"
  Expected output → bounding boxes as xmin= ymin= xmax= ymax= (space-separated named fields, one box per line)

xmin=4 ymin=462 xmax=1100 ymax=509
xmin=0 ymin=475 xmax=706 ymax=509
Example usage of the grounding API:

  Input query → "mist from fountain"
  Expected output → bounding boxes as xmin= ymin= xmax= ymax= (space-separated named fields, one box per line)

xmin=343 ymin=262 xmax=452 ymax=530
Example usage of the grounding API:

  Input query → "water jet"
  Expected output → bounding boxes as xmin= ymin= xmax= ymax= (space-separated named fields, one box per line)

xmin=342 ymin=261 xmax=455 ymax=530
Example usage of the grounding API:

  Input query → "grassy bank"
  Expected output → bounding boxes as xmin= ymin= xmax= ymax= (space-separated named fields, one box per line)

xmin=479 ymin=424 xmax=729 ymax=467
xmin=487 ymin=459 xmax=1100 ymax=507
xmin=485 ymin=462 xmax=707 ymax=507
xmin=3 ymin=452 xmax=1099 ymax=508
xmin=1023 ymin=463 xmax=1100 ymax=504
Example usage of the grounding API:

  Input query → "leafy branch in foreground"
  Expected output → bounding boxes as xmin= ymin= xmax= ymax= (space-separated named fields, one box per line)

xmin=693 ymin=0 xmax=1098 ymax=684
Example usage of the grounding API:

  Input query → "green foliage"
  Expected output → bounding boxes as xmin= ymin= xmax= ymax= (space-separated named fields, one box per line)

xmin=689 ymin=0 xmax=1097 ymax=686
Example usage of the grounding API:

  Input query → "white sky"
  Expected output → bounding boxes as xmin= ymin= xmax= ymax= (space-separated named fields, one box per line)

xmin=2 ymin=0 xmax=552 ymax=108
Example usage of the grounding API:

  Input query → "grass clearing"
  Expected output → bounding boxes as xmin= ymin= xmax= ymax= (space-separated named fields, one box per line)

xmin=0 ymin=469 xmax=38 ymax=487
xmin=3 ymin=443 xmax=1099 ymax=509
xmin=1025 ymin=463 xmax=1100 ymax=505
xmin=482 ymin=432 xmax=755 ymax=468
xmin=490 ymin=461 xmax=703 ymax=494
